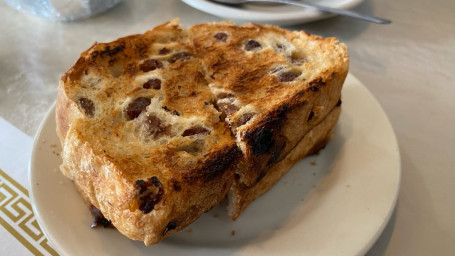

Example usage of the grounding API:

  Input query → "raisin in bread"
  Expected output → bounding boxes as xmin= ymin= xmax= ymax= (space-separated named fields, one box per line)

xmin=189 ymin=21 xmax=348 ymax=219
xmin=56 ymin=19 xmax=349 ymax=244
xmin=229 ymin=105 xmax=341 ymax=217
xmin=56 ymin=19 xmax=240 ymax=246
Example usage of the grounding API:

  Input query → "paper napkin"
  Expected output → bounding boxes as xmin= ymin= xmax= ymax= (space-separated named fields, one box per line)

xmin=0 ymin=118 xmax=58 ymax=256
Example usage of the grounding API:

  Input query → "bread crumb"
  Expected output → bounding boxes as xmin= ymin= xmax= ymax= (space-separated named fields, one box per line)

xmin=50 ymin=144 xmax=57 ymax=148
xmin=231 ymin=230 xmax=236 ymax=236
xmin=312 ymin=185 xmax=316 ymax=188
xmin=36 ymin=182 xmax=39 ymax=186
xmin=312 ymin=172 xmax=316 ymax=176
xmin=346 ymin=184 xmax=351 ymax=188
xmin=310 ymin=161 xmax=316 ymax=166
xmin=186 ymin=228 xmax=192 ymax=233
xmin=283 ymin=181 xmax=288 ymax=185
xmin=41 ymin=139 xmax=46 ymax=143
xmin=212 ymin=213 xmax=219 ymax=218
xmin=59 ymin=181 xmax=64 ymax=185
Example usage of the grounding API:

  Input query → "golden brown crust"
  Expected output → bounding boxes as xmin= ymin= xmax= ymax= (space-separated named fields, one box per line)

xmin=228 ymin=105 xmax=342 ymax=219
xmin=57 ymin=19 xmax=240 ymax=245
xmin=56 ymin=19 xmax=348 ymax=245
xmin=189 ymin=22 xmax=348 ymax=187
xmin=61 ymin=127 xmax=240 ymax=244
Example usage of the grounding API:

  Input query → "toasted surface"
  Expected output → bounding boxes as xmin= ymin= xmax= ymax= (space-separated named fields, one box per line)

xmin=57 ymin=19 xmax=348 ymax=245
xmin=189 ymin=22 xmax=348 ymax=188
xmin=57 ymin=19 xmax=240 ymax=245
xmin=228 ymin=105 xmax=341 ymax=219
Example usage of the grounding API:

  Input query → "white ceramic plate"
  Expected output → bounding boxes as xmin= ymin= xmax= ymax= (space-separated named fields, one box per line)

xmin=181 ymin=0 xmax=365 ymax=25
xmin=29 ymin=74 xmax=400 ymax=256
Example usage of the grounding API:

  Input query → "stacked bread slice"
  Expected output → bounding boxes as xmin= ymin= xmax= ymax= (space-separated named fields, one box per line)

xmin=190 ymin=21 xmax=347 ymax=218
xmin=56 ymin=19 xmax=348 ymax=245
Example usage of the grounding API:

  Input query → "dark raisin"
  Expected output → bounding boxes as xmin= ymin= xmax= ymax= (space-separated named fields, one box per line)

xmin=214 ymin=32 xmax=228 ymax=42
xmin=140 ymin=188 xmax=164 ymax=214
xmin=135 ymin=180 xmax=147 ymax=193
xmin=251 ymin=126 xmax=274 ymax=156
xmin=173 ymin=181 xmax=181 ymax=191
xmin=162 ymin=106 xmax=170 ymax=111
xmin=89 ymin=204 xmax=111 ymax=228
xmin=150 ymin=176 xmax=161 ymax=186
xmin=336 ymin=99 xmax=342 ymax=106
xmin=143 ymin=115 xmax=170 ymax=138
xmin=217 ymin=92 xmax=234 ymax=99
xmin=217 ymin=101 xmax=239 ymax=116
xmin=139 ymin=59 xmax=163 ymax=72
xmin=159 ymin=48 xmax=170 ymax=55
xmin=307 ymin=111 xmax=314 ymax=121
xmin=237 ymin=112 xmax=255 ymax=126
xmin=143 ymin=78 xmax=161 ymax=90
xmin=182 ymin=126 xmax=210 ymax=137
xmin=126 ymin=97 xmax=151 ymax=120
xmin=278 ymin=71 xmax=299 ymax=82
xmin=163 ymin=222 xmax=178 ymax=235
xmin=171 ymin=110 xmax=180 ymax=116
xmin=169 ymin=52 xmax=192 ymax=63
xmin=244 ymin=40 xmax=261 ymax=51
xmin=136 ymin=176 xmax=164 ymax=214
xmin=78 ymin=97 xmax=95 ymax=117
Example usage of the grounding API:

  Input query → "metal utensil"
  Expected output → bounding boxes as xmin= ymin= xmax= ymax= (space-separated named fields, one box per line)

xmin=209 ymin=0 xmax=391 ymax=24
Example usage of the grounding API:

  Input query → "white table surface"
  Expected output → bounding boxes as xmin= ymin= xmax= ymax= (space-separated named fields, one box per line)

xmin=1 ymin=0 xmax=454 ymax=255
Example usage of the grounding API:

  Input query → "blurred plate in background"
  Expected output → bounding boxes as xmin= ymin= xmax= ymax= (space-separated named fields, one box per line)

xmin=181 ymin=0 xmax=364 ymax=25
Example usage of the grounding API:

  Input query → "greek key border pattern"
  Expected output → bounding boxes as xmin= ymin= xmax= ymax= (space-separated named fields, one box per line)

xmin=0 ymin=169 xmax=58 ymax=256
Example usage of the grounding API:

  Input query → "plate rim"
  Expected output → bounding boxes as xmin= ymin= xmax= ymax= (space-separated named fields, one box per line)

xmin=181 ymin=0 xmax=365 ymax=25
xmin=28 ymin=101 xmax=60 ymax=252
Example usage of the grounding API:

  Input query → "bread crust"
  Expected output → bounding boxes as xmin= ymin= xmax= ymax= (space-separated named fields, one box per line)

xmin=228 ymin=105 xmax=342 ymax=219
xmin=189 ymin=22 xmax=348 ymax=187
xmin=56 ymin=19 xmax=348 ymax=245
xmin=56 ymin=19 xmax=241 ymax=245
xmin=61 ymin=125 xmax=240 ymax=244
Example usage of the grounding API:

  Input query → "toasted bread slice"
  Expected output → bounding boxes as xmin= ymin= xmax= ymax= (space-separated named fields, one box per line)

xmin=56 ymin=19 xmax=240 ymax=245
xmin=57 ymin=19 xmax=348 ymax=244
xmin=189 ymin=22 xmax=348 ymax=218
xmin=228 ymin=104 xmax=341 ymax=218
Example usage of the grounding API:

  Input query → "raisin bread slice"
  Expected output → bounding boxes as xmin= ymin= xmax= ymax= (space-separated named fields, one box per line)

xmin=189 ymin=21 xmax=348 ymax=219
xmin=228 ymin=104 xmax=341 ymax=218
xmin=56 ymin=19 xmax=240 ymax=245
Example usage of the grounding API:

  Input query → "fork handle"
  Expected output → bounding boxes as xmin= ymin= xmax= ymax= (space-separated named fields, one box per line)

xmin=247 ymin=0 xmax=391 ymax=24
